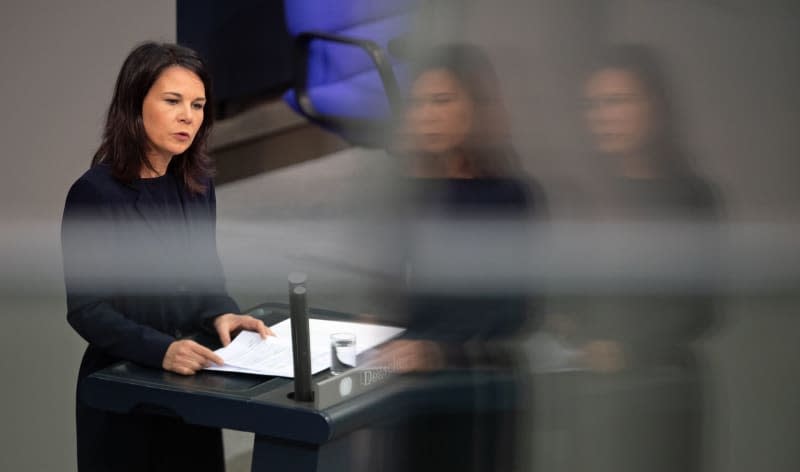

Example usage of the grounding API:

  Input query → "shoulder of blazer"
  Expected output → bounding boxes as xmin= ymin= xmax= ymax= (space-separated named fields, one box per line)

xmin=65 ymin=164 xmax=140 ymax=214
xmin=67 ymin=164 xmax=138 ymax=206
xmin=70 ymin=164 xmax=216 ymax=206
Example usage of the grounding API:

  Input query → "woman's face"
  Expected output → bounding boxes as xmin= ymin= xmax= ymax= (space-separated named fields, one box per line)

xmin=142 ymin=66 xmax=206 ymax=161
xmin=406 ymin=68 xmax=475 ymax=154
xmin=584 ymin=68 xmax=654 ymax=157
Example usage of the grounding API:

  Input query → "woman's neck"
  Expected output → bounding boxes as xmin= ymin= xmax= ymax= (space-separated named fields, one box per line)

xmin=616 ymin=151 xmax=660 ymax=180
xmin=140 ymin=153 xmax=172 ymax=178
xmin=410 ymin=150 xmax=475 ymax=179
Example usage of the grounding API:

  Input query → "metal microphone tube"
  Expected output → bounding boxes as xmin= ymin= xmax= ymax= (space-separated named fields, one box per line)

xmin=289 ymin=279 xmax=313 ymax=402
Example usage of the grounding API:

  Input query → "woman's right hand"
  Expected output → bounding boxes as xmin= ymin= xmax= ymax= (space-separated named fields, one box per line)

xmin=162 ymin=339 xmax=224 ymax=375
xmin=580 ymin=340 xmax=626 ymax=374
xmin=373 ymin=339 xmax=446 ymax=373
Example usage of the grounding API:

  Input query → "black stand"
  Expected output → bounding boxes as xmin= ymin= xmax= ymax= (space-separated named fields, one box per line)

xmin=79 ymin=303 xmax=518 ymax=472
xmin=290 ymin=281 xmax=313 ymax=402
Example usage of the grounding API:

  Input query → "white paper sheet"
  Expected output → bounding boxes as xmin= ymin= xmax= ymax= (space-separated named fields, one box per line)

xmin=204 ymin=318 xmax=405 ymax=378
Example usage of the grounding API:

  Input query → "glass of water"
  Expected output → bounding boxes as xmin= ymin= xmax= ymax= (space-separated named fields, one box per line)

xmin=330 ymin=332 xmax=356 ymax=375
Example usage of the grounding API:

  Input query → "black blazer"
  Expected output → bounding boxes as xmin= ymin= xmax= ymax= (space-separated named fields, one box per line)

xmin=62 ymin=163 xmax=238 ymax=378
xmin=404 ymin=177 xmax=545 ymax=342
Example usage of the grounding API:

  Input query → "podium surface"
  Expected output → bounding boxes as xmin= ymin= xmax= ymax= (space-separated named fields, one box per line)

xmin=81 ymin=303 xmax=519 ymax=471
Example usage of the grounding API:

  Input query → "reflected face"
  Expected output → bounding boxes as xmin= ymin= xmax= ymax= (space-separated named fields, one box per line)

xmin=406 ymin=69 xmax=474 ymax=154
xmin=584 ymin=68 xmax=653 ymax=156
xmin=142 ymin=66 xmax=206 ymax=161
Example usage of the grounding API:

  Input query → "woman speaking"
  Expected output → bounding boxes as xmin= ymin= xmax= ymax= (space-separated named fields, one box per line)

xmin=61 ymin=42 xmax=269 ymax=471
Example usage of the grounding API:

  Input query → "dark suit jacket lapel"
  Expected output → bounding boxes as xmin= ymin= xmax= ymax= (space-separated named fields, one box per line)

xmin=132 ymin=182 xmax=169 ymax=245
xmin=178 ymin=185 xmax=200 ymax=249
xmin=131 ymin=175 xmax=210 ymax=255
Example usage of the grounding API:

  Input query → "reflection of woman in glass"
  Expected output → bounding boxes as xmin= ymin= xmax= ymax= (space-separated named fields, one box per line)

xmin=402 ymin=43 xmax=520 ymax=180
xmin=391 ymin=43 xmax=543 ymax=472
xmin=558 ymin=44 xmax=718 ymax=472
xmin=62 ymin=42 xmax=270 ymax=471
xmin=583 ymin=44 xmax=717 ymax=219
xmin=390 ymin=43 xmax=544 ymax=363
xmin=394 ymin=43 xmax=544 ymax=361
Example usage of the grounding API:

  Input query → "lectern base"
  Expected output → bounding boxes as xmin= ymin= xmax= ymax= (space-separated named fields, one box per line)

xmin=251 ymin=434 xmax=352 ymax=472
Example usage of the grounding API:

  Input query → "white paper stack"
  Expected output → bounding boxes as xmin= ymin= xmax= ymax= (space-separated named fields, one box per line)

xmin=205 ymin=318 xmax=405 ymax=378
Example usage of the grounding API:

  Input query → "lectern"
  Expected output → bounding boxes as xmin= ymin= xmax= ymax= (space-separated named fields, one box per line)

xmin=80 ymin=303 xmax=519 ymax=471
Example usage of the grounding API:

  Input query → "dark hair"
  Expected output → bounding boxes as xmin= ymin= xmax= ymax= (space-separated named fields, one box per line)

xmin=406 ymin=43 xmax=520 ymax=177
xmin=92 ymin=41 xmax=215 ymax=193
xmin=588 ymin=44 xmax=692 ymax=177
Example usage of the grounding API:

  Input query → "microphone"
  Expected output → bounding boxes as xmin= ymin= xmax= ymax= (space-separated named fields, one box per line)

xmin=288 ymin=271 xmax=308 ymax=291
xmin=289 ymin=273 xmax=312 ymax=402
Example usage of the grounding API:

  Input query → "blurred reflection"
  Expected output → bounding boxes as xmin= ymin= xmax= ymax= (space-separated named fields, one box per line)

xmin=532 ymin=44 xmax=720 ymax=472
xmin=379 ymin=43 xmax=543 ymax=472
xmin=395 ymin=42 xmax=540 ymax=356
xmin=400 ymin=43 xmax=520 ymax=179
xmin=583 ymin=44 xmax=719 ymax=219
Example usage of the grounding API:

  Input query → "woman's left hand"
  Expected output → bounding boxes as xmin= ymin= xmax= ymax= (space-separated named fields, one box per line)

xmin=580 ymin=340 xmax=626 ymax=373
xmin=213 ymin=313 xmax=274 ymax=346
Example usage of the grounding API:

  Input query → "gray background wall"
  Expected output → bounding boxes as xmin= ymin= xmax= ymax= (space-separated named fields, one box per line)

xmin=0 ymin=2 xmax=175 ymax=470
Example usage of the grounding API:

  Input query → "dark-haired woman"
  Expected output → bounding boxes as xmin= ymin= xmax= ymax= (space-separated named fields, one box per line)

xmin=395 ymin=42 xmax=545 ymax=360
xmin=392 ymin=43 xmax=544 ymax=472
xmin=61 ymin=42 xmax=271 ymax=471
xmin=546 ymin=44 xmax=719 ymax=472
